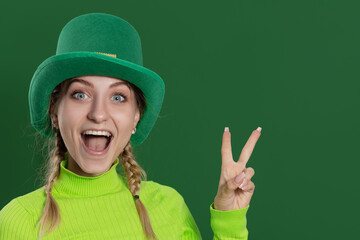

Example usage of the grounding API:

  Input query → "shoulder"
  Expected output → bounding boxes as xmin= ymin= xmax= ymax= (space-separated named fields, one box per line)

xmin=0 ymin=188 xmax=44 ymax=238
xmin=0 ymin=187 xmax=46 ymax=220
xmin=139 ymin=180 xmax=186 ymax=209
xmin=140 ymin=180 xmax=201 ymax=236
xmin=141 ymin=180 xmax=184 ymax=200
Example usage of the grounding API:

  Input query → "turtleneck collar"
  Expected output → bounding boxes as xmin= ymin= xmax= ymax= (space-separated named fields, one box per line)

xmin=53 ymin=153 xmax=125 ymax=197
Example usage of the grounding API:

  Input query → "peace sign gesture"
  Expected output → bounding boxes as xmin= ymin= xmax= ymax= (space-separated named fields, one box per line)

xmin=214 ymin=126 xmax=262 ymax=211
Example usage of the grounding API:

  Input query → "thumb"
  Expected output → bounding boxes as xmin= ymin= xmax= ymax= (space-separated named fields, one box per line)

xmin=223 ymin=172 xmax=246 ymax=195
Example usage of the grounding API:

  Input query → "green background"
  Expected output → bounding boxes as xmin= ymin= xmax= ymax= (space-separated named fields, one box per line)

xmin=1 ymin=0 xmax=359 ymax=239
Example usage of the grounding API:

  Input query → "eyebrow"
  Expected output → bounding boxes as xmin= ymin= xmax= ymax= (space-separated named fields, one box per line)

xmin=69 ymin=77 xmax=130 ymax=89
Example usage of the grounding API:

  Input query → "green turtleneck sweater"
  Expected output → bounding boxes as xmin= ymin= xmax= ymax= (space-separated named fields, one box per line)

xmin=0 ymin=157 xmax=249 ymax=239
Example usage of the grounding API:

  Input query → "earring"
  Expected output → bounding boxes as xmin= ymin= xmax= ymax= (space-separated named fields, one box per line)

xmin=132 ymin=127 xmax=136 ymax=135
xmin=51 ymin=120 xmax=58 ymax=129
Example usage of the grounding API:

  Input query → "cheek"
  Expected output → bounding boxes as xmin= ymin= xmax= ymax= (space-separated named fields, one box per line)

xmin=113 ymin=111 xmax=134 ymax=128
xmin=111 ymin=109 xmax=136 ymax=135
xmin=57 ymin=100 xmax=86 ymax=137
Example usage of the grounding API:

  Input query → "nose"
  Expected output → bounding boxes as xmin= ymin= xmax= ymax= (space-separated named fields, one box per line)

xmin=87 ymin=96 xmax=109 ymax=123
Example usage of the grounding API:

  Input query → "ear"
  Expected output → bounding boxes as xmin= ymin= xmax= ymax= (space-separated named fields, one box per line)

xmin=134 ymin=108 xmax=140 ymax=128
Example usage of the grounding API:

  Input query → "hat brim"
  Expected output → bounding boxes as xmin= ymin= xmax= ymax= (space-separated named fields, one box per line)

xmin=29 ymin=51 xmax=165 ymax=147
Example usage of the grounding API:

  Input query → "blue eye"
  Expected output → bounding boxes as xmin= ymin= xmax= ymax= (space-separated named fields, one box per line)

xmin=71 ymin=90 xmax=126 ymax=102
xmin=112 ymin=93 xmax=126 ymax=102
xmin=72 ymin=92 xmax=87 ymax=99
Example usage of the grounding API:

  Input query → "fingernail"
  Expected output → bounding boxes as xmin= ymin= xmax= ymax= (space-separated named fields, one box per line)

xmin=235 ymin=174 xmax=242 ymax=183
xmin=235 ymin=172 xmax=245 ymax=184
xmin=225 ymin=127 xmax=229 ymax=132
xmin=239 ymin=178 xmax=247 ymax=188
xmin=256 ymin=126 xmax=262 ymax=132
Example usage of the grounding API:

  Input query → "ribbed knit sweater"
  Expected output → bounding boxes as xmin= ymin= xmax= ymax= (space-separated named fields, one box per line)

xmin=0 ymin=157 xmax=249 ymax=239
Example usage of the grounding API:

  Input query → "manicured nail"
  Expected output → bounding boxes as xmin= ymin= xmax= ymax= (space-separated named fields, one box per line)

xmin=239 ymin=178 xmax=247 ymax=189
xmin=235 ymin=172 xmax=245 ymax=184
xmin=235 ymin=174 xmax=242 ymax=183
xmin=256 ymin=126 xmax=262 ymax=132
xmin=225 ymin=127 xmax=229 ymax=132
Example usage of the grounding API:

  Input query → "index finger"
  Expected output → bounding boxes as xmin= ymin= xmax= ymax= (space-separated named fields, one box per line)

xmin=237 ymin=127 xmax=262 ymax=166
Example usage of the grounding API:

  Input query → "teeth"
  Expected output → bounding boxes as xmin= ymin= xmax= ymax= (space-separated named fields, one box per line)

xmin=83 ymin=130 xmax=112 ymax=137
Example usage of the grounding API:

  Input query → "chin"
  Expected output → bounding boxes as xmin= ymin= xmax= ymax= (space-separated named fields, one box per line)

xmin=78 ymin=158 xmax=112 ymax=177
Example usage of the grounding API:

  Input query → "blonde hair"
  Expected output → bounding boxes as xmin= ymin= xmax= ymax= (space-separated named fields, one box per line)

xmin=36 ymin=77 xmax=158 ymax=240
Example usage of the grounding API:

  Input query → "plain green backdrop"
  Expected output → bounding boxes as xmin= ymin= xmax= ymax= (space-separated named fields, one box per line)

xmin=1 ymin=0 xmax=359 ymax=239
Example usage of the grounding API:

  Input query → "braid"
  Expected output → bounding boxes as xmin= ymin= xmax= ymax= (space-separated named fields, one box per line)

xmin=120 ymin=141 xmax=158 ymax=240
xmin=37 ymin=129 xmax=67 ymax=239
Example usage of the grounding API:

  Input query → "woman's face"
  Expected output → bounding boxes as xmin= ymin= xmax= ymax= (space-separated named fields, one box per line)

xmin=56 ymin=75 xmax=140 ymax=177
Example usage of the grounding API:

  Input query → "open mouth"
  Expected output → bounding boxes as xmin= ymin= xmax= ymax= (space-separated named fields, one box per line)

xmin=80 ymin=132 xmax=113 ymax=153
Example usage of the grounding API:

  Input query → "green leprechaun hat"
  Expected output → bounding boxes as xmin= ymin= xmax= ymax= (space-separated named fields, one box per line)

xmin=28 ymin=12 xmax=165 ymax=146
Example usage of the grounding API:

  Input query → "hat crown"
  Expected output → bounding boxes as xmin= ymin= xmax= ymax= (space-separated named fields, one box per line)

xmin=29 ymin=13 xmax=165 ymax=146
xmin=56 ymin=13 xmax=143 ymax=66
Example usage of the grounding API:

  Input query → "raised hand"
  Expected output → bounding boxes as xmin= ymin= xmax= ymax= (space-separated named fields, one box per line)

xmin=214 ymin=126 xmax=262 ymax=211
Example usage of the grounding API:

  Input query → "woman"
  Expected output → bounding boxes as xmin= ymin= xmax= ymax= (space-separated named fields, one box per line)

xmin=0 ymin=13 xmax=261 ymax=239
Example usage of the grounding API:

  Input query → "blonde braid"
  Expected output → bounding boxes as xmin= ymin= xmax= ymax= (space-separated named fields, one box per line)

xmin=120 ymin=141 xmax=158 ymax=240
xmin=37 ymin=129 xmax=67 ymax=239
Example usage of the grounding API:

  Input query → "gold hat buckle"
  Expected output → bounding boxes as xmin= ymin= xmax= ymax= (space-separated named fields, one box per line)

xmin=95 ymin=52 xmax=117 ymax=58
